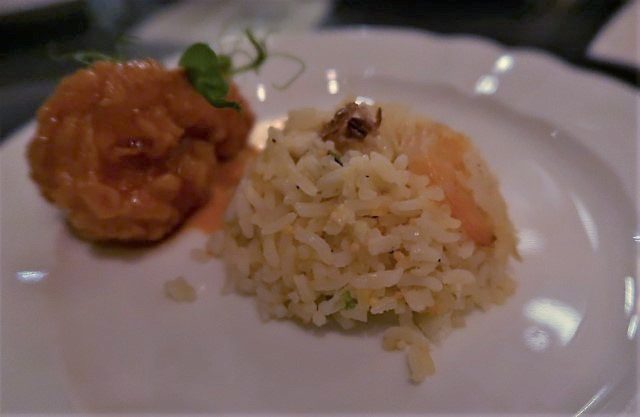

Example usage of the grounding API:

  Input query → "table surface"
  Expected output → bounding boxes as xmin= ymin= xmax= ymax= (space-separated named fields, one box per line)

xmin=1 ymin=0 xmax=637 ymax=138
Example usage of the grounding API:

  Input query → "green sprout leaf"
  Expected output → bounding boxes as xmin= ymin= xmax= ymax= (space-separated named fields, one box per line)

xmin=179 ymin=42 xmax=240 ymax=110
xmin=178 ymin=30 xmax=269 ymax=111
xmin=342 ymin=291 xmax=357 ymax=310
xmin=270 ymin=52 xmax=306 ymax=90
xmin=48 ymin=34 xmax=135 ymax=65
xmin=48 ymin=47 xmax=118 ymax=65
xmin=230 ymin=29 xmax=267 ymax=75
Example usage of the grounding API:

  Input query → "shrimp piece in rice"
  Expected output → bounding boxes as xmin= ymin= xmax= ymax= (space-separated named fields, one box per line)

xmin=321 ymin=101 xmax=495 ymax=246
xmin=396 ymin=123 xmax=495 ymax=246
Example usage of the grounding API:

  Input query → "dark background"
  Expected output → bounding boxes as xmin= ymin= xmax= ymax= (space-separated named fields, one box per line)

xmin=1 ymin=0 xmax=637 ymax=138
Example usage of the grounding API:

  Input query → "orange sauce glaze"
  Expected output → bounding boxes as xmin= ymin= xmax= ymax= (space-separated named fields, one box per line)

xmin=185 ymin=147 xmax=257 ymax=233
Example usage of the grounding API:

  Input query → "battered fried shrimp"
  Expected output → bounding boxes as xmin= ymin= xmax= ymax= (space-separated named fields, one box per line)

xmin=27 ymin=59 xmax=254 ymax=242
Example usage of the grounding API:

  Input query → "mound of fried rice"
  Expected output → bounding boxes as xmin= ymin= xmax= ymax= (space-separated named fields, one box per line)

xmin=208 ymin=102 xmax=518 ymax=382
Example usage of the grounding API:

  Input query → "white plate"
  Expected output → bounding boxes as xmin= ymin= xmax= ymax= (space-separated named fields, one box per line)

xmin=1 ymin=28 xmax=637 ymax=415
